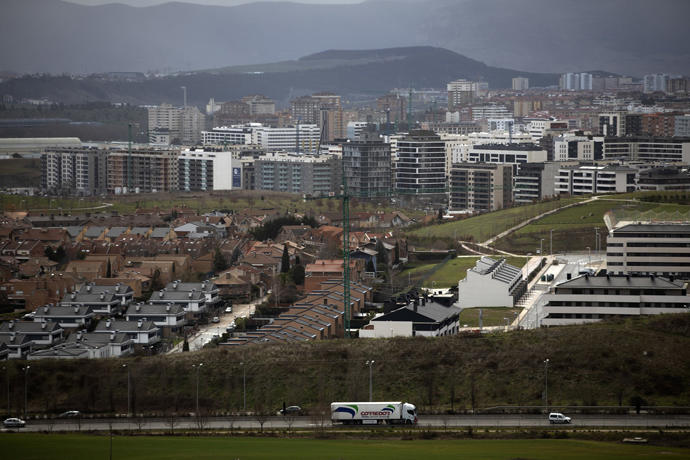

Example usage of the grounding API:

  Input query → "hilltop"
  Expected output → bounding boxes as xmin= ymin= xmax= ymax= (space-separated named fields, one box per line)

xmin=0 ymin=46 xmax=558 ymax=106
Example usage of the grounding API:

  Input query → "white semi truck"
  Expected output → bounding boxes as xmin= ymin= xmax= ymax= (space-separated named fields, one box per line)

xmin=331 ymin=401 xmax=417 ymax=425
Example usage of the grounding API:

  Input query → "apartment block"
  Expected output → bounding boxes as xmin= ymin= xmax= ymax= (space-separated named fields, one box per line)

xmin=41 ymin=147 xmax=108 ymax=195
xmin=449 ymin=163 xmax=512 ymax=213
xmin=342 ymin=133 xmax=391 ymax=199
xmin=606 ymin=221 xmax=690 ymax=279
xmin=603 ymin=137 xmax=690 ymax=162
xmin=178 ymin=147 xmax=243 ymax=191
xmin=513 ymin=162 xmax=559 ymax=204
xmin=148 ymin=104 xmax=204 ymax=145
xmin=254 ymin=152 xmax=340 ymax=196
xmin=555 ymin=164 xmax=636 ymax=195
xmin=107 ymin=148 xmax=179 ymax=193
xmin=395 ymin=130 xmax=446 ymax=198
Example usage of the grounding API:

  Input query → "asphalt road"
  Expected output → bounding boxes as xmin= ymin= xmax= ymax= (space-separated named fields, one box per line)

xmin=12 ymin=414 xmax=690 ymax=432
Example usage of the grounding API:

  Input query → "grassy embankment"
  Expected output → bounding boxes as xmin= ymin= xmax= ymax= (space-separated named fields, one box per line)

xmin=4 ymin=314 xmax=689 ymax=417
xmin=2 ymin=434 xmax=689 ymax=460
xmin=494 ymin=198 xmax=690 ymax=254
xmin=399 ymin=256 xmax=529 ymax=291
xmin=406 ymin=197 xmax=585 ymax=246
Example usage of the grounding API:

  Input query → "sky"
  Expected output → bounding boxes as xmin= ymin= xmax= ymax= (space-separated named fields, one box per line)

xmin=65 ymin=0 xmax=368 ymax=5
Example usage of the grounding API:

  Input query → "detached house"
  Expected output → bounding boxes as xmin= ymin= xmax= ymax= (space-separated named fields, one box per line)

xmin=93 ymin=319 xmax=160 ymax=344
xmin=32 ymin=304 xmax=95 ymax=329
xmin=125 ymin=302 xmax=186 ymax=333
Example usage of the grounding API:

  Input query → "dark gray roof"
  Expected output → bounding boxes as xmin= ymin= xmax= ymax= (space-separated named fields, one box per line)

xmin=165 ymin=281 xmax=218 ymax=293
xmin=0 ymin=333 xmax=33 ymax=346
xmin=65 ymin=226 xmax=85 ymax=238
xmin=556 ymin=274 xmax=684 ymax=289
xmin=78 ymin=284 xmax=133 ymax=296
xmin=0 ymin=321 xmax=61 ymax=334
xmin=471 ymin=256 xmax=522 ymax=284
xmin=62 ymin=291 xmax=119 ymax=304
xmin=107 ymin=227 xmax=129 ymax=238
xmin=66 ymin=331 xmax=132 ymax=345
xmin=33 ymin=305 xmax=93 ymax=317
xmin=84 ymin=226 xmax=107 ymax=238
xmin=614 ymin=223 xmax=690 ymax=234
xmin=126 ymin=303 xmax=185 ymax=316
xmin=149 ymin=290 xmax=205 ymax=302
xmin=150 ymin=227 xmax=172 ymax=238
xmin=93 ymin=319 xmax=158 ymax=333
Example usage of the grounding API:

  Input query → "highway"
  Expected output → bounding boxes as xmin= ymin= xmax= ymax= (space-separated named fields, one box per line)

xmin=12 ymin=414 xmax=690 ymax=432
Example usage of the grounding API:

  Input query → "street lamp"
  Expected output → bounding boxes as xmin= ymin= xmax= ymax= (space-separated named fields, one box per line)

xmin=543 ymin=359 xmax=549 ymax=413
xmin=122 ymin=364 xmax=131 ymax=417
xmin=550 ymin=229 xmax=554 ymax=256
xmin=193 ymin=363 xmax=203 ymax=416
xmin=23 ymin=365 xmax=30 ymax=420
xmin=539 ymin=238 xmax=544 ymax=255
xmin=3 ymin=366 xmax=8 ymax=417
xmin=365 ymin=360 xmax=375 ymax=402
xmin=240 ymin=362 xmax=246 ymax=412
xmin=586 ymin=246 xmax=591 ymax=265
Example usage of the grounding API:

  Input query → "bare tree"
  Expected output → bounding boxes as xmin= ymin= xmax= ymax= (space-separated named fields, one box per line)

xmin=167 ymin=412 xmax=179 ymax=435
xmin=195 ymin=411 xmax=208 ymax=431
xmin=254 ymin=411 xmax=270 ymax=432
xmin=134 ymin=415 xmax=146 ymax=432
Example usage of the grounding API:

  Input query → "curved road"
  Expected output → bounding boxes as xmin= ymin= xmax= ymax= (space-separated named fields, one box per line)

xmin=12 ymin=414 xmax=690 ymax=432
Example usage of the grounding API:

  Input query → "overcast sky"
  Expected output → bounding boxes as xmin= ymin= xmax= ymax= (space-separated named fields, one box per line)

xmin=65 ymin=0 xmax=368 ymax=5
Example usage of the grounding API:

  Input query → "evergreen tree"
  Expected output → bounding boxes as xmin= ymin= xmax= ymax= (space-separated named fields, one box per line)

xmin=281 ymin=246 xmax=290 ymax=273
xmin=365 ymin=259 xmax=376 ymax=273
xmin=182 ymin=338 xmax=190 ymax=352
xmin=213 ymin=248 xmax=227 ymax=272
xmin=375 ymin=239 xmax=387 ymax=266
xmin=106 ymin=258 xmax=111 ymax=278
xmin=291 ymin=264 xmax=305 ymax=285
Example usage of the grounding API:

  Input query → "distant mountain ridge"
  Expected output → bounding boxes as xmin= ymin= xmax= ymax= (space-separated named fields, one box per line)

xmin=0 ymin=46 xmax=559 ymax=106
xmin=1 ymin=0 xmax=689 ymax=76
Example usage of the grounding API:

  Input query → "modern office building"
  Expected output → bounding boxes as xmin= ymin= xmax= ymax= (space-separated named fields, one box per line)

xmin=342 ymin=133 xmax=391 ymax=199
xmin=637 ymin=166 xmax=690 ymax=191
xmin=178 ymin=147 xmax=243 ymax=191
xmin=554 ymin=135 xmax=604 ymax=161
xmin=606 ymin=221 xmax=690 ymax=279
xmin=201 ymin=125 xmax=254 ymax=145
xmin=202 ymin=124 xmax=320 ymax=153
xmin=395 ymin=131 xmax=446 ymax=199
xmin=541 ymin=274 xmax=689 ymax=326
xmin=254 ymin=152 xmax=340 ymax=196
xmin=41 ymin=147 xmax=108 ymax=195
xmin=449 ymin=163 xmax=512 ymax=213
xmin=107 ymin=148 xmax=179 ymax=193
xmin=467 ymin=143 xmax=547 ymax=166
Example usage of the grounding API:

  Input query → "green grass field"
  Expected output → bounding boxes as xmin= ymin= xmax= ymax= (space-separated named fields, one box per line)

xmin=2 ymin=434 xmax=688 ymax=460
xmin=407 ymin=197 xmax=584 ymax=243
xmin=400 ymin=256 xmax=528 ymax=288
xmin=494 ymin=199 xmax=690 ymax=254
xmin=0 ymin=158 xmax=42 ymax=188
xmin=458 ymin=307 xmax=522 ymax=327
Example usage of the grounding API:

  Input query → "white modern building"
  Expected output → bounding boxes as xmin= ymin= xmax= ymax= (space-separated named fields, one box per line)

xmin=359 ymin=297 xmax=461 ymax=338
xmin=643 ymin=74 xmax=669 ymax=94
xmin=560 ymin=72 xmax=593 ymax=91
xmin=606 ymin=221 xmax=690 ymax=279
xmin=512 ymin=77 xmax=529 ymax=91
xmin=202 ymin=124 xmax=321 ymax=153
xmin=148 ymin=104 xmax=204 ymax=145
xmin=178 ymin=147 xmax=243 ymax=191
xmin=541 ymin=274 xmax=689 ymax=326
xmin=457 ymin=257 xmax=525 ymax=308
xmin=603 ymin=137 xmax=690 ymax=162
xmin=555 ymin=164 xmax=636 ymax=195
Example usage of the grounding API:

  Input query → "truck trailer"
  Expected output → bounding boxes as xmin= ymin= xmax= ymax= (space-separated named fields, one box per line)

xmin=331 ymin=401 xmax=417 ymax=425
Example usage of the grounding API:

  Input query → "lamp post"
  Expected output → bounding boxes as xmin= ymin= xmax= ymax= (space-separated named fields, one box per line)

xmin=3 ymin=366 xmax=8 ymax=417
xmin=586 ymin=246 xmax=591 ymax=265
xmin=365 ymin=360 xmax=375 ymax=402
xmin=539 ymin=238 xmax=544 ymax=255
xmin=122 ymin=364 xmax=131 ymax=417
xmin=543 ymin=358 xmax=549 ymax=413
xmin=241 ymin=362 xmax=246 ymax=412
xmin=23 ymin=365 xmax=30 ymax=420
xmin=550 ymin=229 xmax=554 ymax=256
xmin=193 ymin=363 xmax=203 ymax=416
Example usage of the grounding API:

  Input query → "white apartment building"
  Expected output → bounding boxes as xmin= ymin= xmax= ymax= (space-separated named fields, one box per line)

xmin=643 ymin=74 xmax=669 ymax=94
xmin=178 ymin=148 xmax=243 ymax=191
xmin=457 ymin=257 xmax=525 ymax=308
xmin=471 ymin=104 xmax=511 ymax=121
xmin=148 ymin=104 xmax=204 ymax=145
xmin=202 ymin=124 xmax=321 ymax=153
xmin=604 ymin=137 xmax=690 ymax=162
xmin=41 ymin=147 xmax=108 ymax=195
xmin=559 ymin=72 xmax=593 ymax=91
xmin=467 ymin=143 xmax=547 ymax=165
xmin=555 ymin=165 xmax=636 ymax=195
xmin=606 ymin=221 xmax=690 ymax=279
xmin=554 ymin=135 xmax=604 ymax=161
xmin=541 ymin=274 xmax=689 ymax=326
xmin=446 ymin=131 xmax=533 ymax=164
xmin=512 ymin=77 xmax=529 ymax=91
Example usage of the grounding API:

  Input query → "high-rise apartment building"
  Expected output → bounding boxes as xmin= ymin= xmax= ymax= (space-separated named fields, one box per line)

xmin=447 ymin=79 xmax=479 ymax=110
xmin=342 ymin=133 xmax=391 ymax=199
xmin=643 ymin=74 xmax=669 ymax=93
xmin=254 ymin=153 xmax=340 ymax=196
xmin=148 ymin=104 xmax=205 ymax=145
xmin=376 ymin=93 xmax=406 ymax=123
xmin=290 ymin=93 xmax=344 ymax=141
xmin=603 ymin=137 xmax=690 ymax=162
xmin=41 ymin=147 xmax=108 ymax=195
xmin=512 ymin=77 xmax=529 ymax=91
xmin=107 ymin=148 xmax=179 ymax=193
xmin=559 ymin=73 xmax=593 ymax=91
xmin=599 ymin=112 xmax=627 ymax=137
xmin=202 ymin=124 xmax=320 ymax=152
xmin=449 ymin=163 xmax=512 ymax=213
xmin=675 ymin=115 xmax=690 ymax=137
xmin=395 ymin=131 xmax=446 ymax=198
xmin=178 ymin=147 xmax=243 ymax=191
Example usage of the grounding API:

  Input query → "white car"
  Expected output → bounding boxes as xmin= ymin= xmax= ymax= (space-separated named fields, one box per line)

xmin=3 ymin=417 xmax=26 ymax=428
xmin=211 ymin=316 xmax=220 ymax=323
xmin=548 ymin=412 xmax=571 ymax=424
xmin=224 ymin=306 xmax=233 ymax=314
